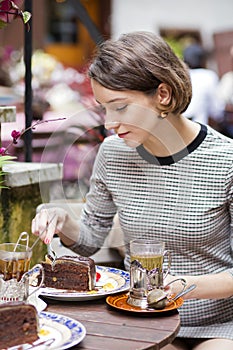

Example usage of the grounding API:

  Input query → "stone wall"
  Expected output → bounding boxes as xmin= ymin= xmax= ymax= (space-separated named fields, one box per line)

xmin=0 ymin=162 xmax=63 ymax=266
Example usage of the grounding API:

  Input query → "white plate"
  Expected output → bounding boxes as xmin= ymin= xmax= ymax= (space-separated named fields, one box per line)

xmin=28 ymin=289 xmax=47 ymax=313
xmin=39 ymin=265 xmax=130 ymax=301
xmin=8 ymin=311 xmax=86 ymax=350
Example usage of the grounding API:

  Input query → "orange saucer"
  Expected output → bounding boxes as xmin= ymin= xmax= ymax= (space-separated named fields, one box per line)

xmin=106 ymin=292 xmax=183 ymax=314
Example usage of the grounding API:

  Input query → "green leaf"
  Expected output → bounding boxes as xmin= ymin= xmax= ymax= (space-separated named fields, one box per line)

xmin=22 ymin=11 xmax=31 ymax=24
xmin=0 ymin=155 xmax=16 ymax=168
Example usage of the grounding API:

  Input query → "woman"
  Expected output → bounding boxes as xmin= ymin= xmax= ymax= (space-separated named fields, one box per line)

xmin=32 ymin=32 xmax=233 ymax=350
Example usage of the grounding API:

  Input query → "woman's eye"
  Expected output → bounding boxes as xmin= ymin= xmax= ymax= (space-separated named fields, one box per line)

xmin=116 ymin=105 xmax=127 ymax=112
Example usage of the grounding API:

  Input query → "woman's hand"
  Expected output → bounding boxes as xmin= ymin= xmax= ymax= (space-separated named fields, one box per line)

xmin=164 ymin=272 xmax=233 ymax=300
xmin=31 ymin=208 xmax=79 ymax=246
xmin=163 ymin=275 xmax=188 ymax=299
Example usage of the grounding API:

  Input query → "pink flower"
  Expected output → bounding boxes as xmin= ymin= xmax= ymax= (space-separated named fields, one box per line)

xmin=0 ymin=147 xmax=6 ymax=155
xmin=0 ymin=0 xmax=24 ymax=24
xmin=0 ymin=118 xmax=66 ymax=156
xmin=11 ymin=130 xmax=21 ymax=144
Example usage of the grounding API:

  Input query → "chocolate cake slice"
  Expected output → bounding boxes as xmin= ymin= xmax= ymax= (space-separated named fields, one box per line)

xmin=0 ymin=302 xmax=39 ymax=348
xmin=42 ymin=255 xmax=96 ymax=291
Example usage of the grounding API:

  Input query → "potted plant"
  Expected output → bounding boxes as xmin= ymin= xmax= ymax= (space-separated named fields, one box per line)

xmin=0 ymin=0 xmax=30 ymax=28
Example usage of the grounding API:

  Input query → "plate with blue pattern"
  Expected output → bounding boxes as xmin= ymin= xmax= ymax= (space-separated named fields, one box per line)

xmin=39 ymin=265 xmax=130 ymax=301
xmin=8 ymin=312 xmax=86 ymax=350
xmin=38 ymin=312 xmax=86 ymax=349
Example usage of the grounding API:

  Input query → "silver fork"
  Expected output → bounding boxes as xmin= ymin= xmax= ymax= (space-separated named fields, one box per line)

xmin=8 ymin=337 xmax=56 ymax=349
xmin=47 ymin=242 xmax=57 ymax=269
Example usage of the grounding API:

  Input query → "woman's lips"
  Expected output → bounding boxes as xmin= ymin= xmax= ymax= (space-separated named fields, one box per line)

xmin=118 ymin=132 xmax=130 ymax=138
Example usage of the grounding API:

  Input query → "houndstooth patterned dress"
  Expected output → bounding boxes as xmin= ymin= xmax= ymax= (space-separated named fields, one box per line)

xmin=71 ymin=124 xmax=233 ymax=340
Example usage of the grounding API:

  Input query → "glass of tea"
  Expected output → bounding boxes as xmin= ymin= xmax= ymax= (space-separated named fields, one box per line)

xmin=0 ymin=243 xmax=32 ymax=281
xmin=0 ymin=263 xmax=44 ymax=303
xmin=130 ymin=239 xmax=171 ymax=287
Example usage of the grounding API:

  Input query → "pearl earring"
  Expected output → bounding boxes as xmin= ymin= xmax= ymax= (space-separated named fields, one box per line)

xmin=161 ymin=112 xmax=168 ymax=118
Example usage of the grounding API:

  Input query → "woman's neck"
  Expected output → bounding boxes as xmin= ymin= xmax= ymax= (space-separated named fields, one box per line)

xmin=143 ymin=115 xmax=201 ymax=157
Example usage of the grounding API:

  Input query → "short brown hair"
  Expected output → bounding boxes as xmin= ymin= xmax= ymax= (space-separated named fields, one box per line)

xmin=88 ymin=31 xmax=192 ymax=114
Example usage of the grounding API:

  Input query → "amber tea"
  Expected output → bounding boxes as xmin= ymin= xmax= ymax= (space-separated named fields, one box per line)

xmin=130 ymin=254 xmax=163 ymax=271
xmin=0 ymin=257 xmax=31 ymax=281
xmin=0 ymin=243 xmax=32 ymax=281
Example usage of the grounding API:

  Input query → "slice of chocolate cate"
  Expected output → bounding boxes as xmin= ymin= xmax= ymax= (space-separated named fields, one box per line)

xmin=41 ymin=255 xmax=96 ymax=291
xmin=0 ymin=302 xmax=39 ymax=348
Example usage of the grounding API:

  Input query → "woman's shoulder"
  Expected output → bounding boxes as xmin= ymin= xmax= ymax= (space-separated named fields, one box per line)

xmin=205 ymin=126 xmax=233 ymax=165
xmin=206 ymin=126 xmax=233 ymax=146
xmin=102 ymin=134 xmax=135 ymax=151
xmin=99 ymin=134 xmax=139 ymax=162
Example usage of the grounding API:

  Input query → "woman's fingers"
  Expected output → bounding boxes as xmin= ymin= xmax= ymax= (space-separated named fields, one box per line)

xmin=31 ymin=208 xmax=66 ymax=244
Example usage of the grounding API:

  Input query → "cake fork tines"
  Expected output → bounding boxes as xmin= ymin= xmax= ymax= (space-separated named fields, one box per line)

xmin=47 ymin=243 xmax=57 ymax=269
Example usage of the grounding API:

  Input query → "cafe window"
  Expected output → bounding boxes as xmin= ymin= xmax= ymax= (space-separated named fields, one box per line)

xmin=47 ymin=0 xmax=78 ymax=44
xmin=44 ymin=0 xmax=111 ymax=67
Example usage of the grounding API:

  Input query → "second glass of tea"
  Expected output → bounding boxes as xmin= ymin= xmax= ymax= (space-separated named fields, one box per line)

xmin=0 ymin=243 xmax=32 ymax=282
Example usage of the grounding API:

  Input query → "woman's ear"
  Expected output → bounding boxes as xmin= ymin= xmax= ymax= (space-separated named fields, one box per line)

xmin=157 ymin=83 xmax=172 ymax=106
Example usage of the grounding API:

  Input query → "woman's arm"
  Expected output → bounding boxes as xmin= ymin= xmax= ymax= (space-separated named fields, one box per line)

xmin=31 ymin=138 xmax=117 ymax=255
xmin=165 ymin=271 xmax=233 ymax=300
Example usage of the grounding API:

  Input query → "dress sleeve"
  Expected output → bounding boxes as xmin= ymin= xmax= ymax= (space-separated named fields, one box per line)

xmin=66 ymin=140 xmax=117 ymax=256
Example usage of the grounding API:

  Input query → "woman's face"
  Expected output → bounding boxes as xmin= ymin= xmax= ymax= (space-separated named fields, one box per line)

xmin=91 ymin=79 xmax=162 ymax=148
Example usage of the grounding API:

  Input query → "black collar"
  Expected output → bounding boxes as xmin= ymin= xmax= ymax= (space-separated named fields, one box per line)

xmin=136 ymin=124 xmax=207 ymax=165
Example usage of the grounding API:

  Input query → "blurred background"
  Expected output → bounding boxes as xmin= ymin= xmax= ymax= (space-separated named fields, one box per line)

xmin=1 ymin=0 xmax=233 ymax=201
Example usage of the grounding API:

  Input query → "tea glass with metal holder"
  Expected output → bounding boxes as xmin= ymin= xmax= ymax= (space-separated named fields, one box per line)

xmin=0 ymin=232 xmax=45 ymax=303
xmin=127 ymin=239 xmax=186 ymax=309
